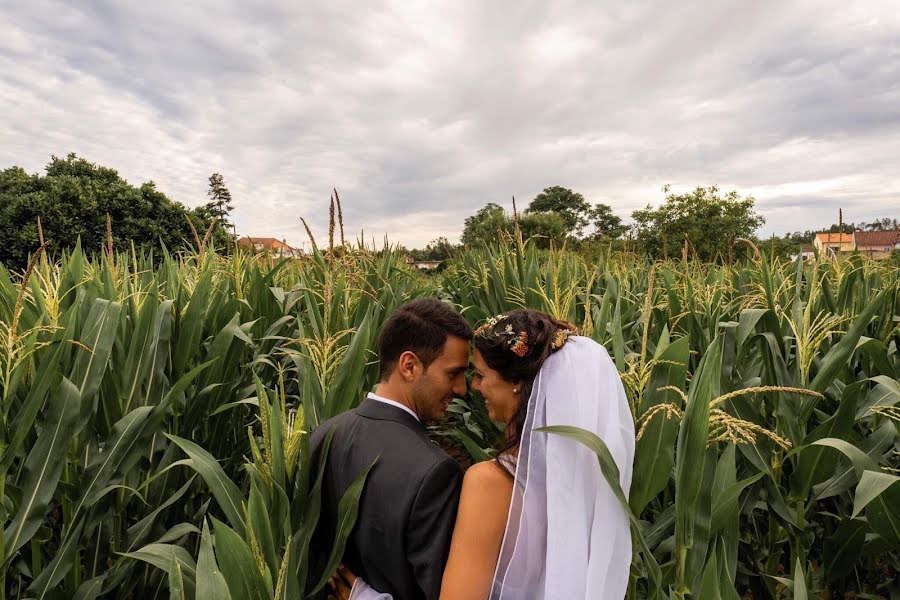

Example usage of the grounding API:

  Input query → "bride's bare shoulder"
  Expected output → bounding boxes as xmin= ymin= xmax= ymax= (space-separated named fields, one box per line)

xmin=460 ymin=460 xmax=513 ymax=507
xmin=448 ymin=459 xmax=513 ymax=560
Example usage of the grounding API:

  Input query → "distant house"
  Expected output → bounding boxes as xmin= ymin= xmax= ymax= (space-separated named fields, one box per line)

xmin=810 ymin=230 xmax=899 ymax=260
xmin=404 ymin=255 xmax=442 ymax=271
xmin=413 ymin=260 xmax=441 ymax=271
xmin=237 ymin=237 xmax=300 ymax=258
xmin=854 ymin=230 xmax=900 ymax=259
xmin=813 ymin=233 xmax=854 ymax=257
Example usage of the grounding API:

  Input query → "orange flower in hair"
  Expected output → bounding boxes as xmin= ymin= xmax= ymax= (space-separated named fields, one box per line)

xmin=510 ymin=331 xmax=529 ymax=357
xmin=551 ymin=328 xmax=575 ymax=350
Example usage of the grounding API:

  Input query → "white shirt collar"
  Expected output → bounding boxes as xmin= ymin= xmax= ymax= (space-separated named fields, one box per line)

xmin=366 ymin=392 xmax=420 ymax=422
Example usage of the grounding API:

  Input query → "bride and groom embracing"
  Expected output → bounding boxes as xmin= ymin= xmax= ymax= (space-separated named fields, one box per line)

xmin=310 ymin=298 xmax=634 ymax=600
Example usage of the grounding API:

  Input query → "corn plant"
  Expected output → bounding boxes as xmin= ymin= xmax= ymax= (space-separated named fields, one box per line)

xmin=2 ymin=234 xmax=897 ymax=599
xmin=0 ymin=238 xmax=432 ymax=599
xmin=444 ymin=240 xmax=899 ymax=598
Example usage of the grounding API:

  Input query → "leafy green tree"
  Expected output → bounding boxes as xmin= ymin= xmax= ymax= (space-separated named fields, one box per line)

xmin=0 ymin=154 xmax=213 ymax=269
xmin=525 ymin=186 xmax=592 ymax=236
xmin=461 ymin=203 xmax=512 ymax=246
xmin=631 ymin=185 xmax=764 ymax=261
xmin=460 ymin=203 xmax=567 ymax=249
xmin=784 ymin=230 xmax=816 ymax=244
xmin=410 ymin=237 xmax=457 ymax=262
xmin=824 ymin=222 xmax=856 ymax=234
xmin=518 ymin=211 xmax=567 ymax=248
xmin=588 ymin=203 xmax=625 ymax=239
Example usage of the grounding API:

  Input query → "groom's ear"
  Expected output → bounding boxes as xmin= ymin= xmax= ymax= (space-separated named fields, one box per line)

xmin=396 ymin=350 xmax=422 ymax=381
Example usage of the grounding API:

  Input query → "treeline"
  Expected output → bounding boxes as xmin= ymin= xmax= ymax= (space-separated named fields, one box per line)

xmin=414 ymin=186 xmax=898 ymax=264
xmin=0 ymin=154 xmax=234 ymax=269
xmin=3 ymin=155 xmax=896 ymax=271
xmin=414 ymin=185 xmax=765 ymax=263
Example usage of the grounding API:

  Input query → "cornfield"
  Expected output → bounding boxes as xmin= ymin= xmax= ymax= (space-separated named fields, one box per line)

xmin=0 ymin=237 xmax=897 ymax=598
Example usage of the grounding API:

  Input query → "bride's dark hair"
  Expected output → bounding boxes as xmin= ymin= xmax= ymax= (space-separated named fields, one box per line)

xmin=473 ymin=309 xmax=577 ymax=459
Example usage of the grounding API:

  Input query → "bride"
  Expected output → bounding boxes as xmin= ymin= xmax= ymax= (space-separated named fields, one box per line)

xmin=334 ymin=309 xmax=635 ymax=599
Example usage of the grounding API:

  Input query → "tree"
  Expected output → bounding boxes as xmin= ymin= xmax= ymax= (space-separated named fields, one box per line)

xmin=410 ymin=237 xmax=457 ymax=262
xmin=459 ymin=202 xmax=568 ymax=249
xmin=860 ymin=217 xmax=898 ymax=231
xmin=825 ymin=222 xmax=855 ymax=234
xmin=0 ymin=154 xmax=213 ymax=269
xmin=525 ymin=186 xmax=592 ymax=237
xmin=784 ymin=230 xmax=816 ymax=244
xmin=588 ymin=203 xmax=625 ymax=239
xmin=460 ymin=203 xmax=512 ymax=246
xmin=205 ymin=172 xmax=234 ymax=229
xmin=518 ymin=211 xmax=567 ymax=248
xmin=631 ymin=185 xmax=764 ymax=262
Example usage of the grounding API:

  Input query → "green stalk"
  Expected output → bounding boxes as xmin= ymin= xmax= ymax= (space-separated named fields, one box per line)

xmin=0 ymin=474 xmax=6 ymax=600
xmin=764 ymin=514 xmax=780 ymax=597
xmin=675 ymin=546 xmax=689 ymax=597
xmin=31 ymin=537 xmax=41 ymax=580
xmin=62 ymin=455 xmax=79 ymax=591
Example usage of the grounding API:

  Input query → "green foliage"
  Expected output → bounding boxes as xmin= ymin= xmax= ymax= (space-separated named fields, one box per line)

xmin=409 ymin=237 xmax=457 ymax=263
xmin=442 ymin=239 xmax=900 ymax=598
xmin=525 ymin=186 xmax=592 ymax=236
xmin=588 ymin=202 xmax=626 ymax=239
xmin=631 ymin=185 xmax=765 ymax=261
xmin=460 ymin=203 xmax=511 ymax=247
xmin=0 ymin=242 xmax=413 ymax=598
xmin=205 ymin=172 xmax=234 ymax=231
xmin=460 ymin=203 xmax=567 ymax=249
xmin=462 ymin=189 xmax=623 ymax=248
xmin=859 ymin=217 xmax=899 ymax=231
xmin=518 ymin=211 xmax=567 ymax=248
xmin=1 ymin=233 xmax=898 ymax=599
xmin=0 ymin=154 xmax=225 ymax=270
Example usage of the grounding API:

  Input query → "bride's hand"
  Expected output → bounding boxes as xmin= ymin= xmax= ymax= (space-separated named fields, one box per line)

xmin=327 ymin=564 xmax=358 ymax=600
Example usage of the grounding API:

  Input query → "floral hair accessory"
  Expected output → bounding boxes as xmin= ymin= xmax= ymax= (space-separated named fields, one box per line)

xmin=510 ymin=331 xmax=529 ymax=357
xmin=551 ymin=328 xmax=576 ymax=350
xmin=474 ymin=314 xmax=507 ymax=337
xmin=475 ymin=314 xmax=530 ymax=357
xmin=476 ymin=314 xmax=578 ymax=358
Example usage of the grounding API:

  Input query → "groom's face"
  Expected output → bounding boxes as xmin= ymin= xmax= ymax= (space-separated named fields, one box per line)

xmin=411 ymin=335 xmax=470 ymax=421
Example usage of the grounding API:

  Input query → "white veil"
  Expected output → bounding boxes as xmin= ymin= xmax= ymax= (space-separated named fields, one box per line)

xmin=489 ymin=336 xmax=635 ymax=599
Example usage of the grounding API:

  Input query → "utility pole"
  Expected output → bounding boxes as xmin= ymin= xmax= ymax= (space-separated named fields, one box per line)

xmin=838 ymin=208 xmax=844 ymax=253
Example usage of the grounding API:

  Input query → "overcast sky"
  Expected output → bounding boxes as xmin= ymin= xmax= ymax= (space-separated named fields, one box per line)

xmin=2 ymin=1 xmax=899 ymax=249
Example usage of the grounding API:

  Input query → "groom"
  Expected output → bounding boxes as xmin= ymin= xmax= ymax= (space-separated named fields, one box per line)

xmin=310 ymin=298 xmax=472 ymax=600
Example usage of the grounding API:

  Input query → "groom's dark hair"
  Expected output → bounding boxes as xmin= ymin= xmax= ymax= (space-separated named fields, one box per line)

xmin=378 ymin=298 xmax=472 ymax=380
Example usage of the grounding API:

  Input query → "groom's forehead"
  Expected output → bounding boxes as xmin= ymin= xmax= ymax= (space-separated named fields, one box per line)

xmin=439 ymin=336 xmax=470 ymax=362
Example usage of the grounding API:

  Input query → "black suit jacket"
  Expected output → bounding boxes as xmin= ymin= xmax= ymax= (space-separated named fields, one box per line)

xmin=310 ymin=398 xmax=463 ymax=600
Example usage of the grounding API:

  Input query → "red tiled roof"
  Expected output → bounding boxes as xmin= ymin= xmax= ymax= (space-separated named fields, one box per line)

xmin=854 ymin=230 xmax=900 ymax=247
xmin=237 ymin=237 xmax=296 ymax=251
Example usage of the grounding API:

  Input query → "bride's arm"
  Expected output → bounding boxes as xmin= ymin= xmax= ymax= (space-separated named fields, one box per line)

xmin=439 ymin=461 xmax=513 ymax=600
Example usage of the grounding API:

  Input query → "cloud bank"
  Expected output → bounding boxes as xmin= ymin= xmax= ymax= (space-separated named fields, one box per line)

xmin=2 ymin=0 xmax=898 ymax=248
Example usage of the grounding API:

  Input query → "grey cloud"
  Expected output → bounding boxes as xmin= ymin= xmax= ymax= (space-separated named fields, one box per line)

xmin=1 ymin=0 xmax=898 ymax=247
